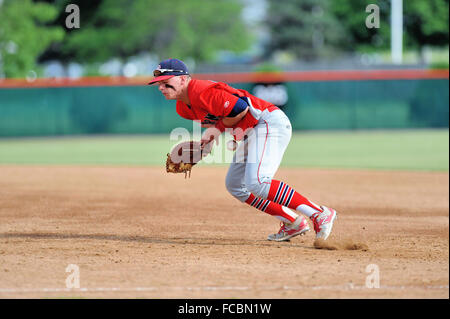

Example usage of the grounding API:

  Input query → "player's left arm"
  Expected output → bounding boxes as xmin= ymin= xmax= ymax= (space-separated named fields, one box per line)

xmin=201 ymin=98 xmax=248 ymax=145
xmin=199 ymin=88 xmax=249 ymax=127
xmin=200 ymin=104 xmax=248 ymax=153
xmin=221 ymin=98 xmax=249 ymax=127
xmin=199 ymin=89 xmax=248 ymax=148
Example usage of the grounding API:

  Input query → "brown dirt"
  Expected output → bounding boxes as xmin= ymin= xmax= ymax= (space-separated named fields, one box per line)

xmin=0 ymin=166 xmax=448 ymax=299
xmin=313 ymin=238 xmax=369 ymax=251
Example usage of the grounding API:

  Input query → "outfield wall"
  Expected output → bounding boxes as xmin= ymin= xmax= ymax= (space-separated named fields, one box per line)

xmin=0 ymin=69 xmax=448 ymax=136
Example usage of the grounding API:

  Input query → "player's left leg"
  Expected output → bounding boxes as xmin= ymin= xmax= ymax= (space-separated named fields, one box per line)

xmin=244 ymin=109 xmax=337 ymax=240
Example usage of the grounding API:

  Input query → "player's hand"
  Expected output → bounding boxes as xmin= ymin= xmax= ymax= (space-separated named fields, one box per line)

xmin=200 ymin=134 xmax=214 ymax=146
xmin=200 ymin=139 xmax=214 ymax=157
xmin=200 ymin=128 xmax=221 ymax=149
xmin=200 ymin=138 xmax=210 ymax=150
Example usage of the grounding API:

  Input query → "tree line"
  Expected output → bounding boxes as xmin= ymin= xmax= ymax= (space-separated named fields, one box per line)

xmin=0 ymin=0 xmax=448 ymax=78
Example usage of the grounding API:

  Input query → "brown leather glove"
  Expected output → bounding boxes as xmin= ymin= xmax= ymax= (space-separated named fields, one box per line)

xmin=165 ymin=141 xmax=212 ymax=178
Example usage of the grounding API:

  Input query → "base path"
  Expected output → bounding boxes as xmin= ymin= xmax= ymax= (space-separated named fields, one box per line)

xmin=0 ymin=166 xmax=448 ymax=298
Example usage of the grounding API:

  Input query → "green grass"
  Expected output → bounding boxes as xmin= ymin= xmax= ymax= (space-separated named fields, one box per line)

xmin=283 ymin=129 xmax=449 ymax=171
xmin=0 ymin=129 xmax=448 ymax=171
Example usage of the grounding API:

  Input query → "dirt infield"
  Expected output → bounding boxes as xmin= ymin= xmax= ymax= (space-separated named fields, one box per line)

xmin=0 ymin=166 xmax=448 ymax=299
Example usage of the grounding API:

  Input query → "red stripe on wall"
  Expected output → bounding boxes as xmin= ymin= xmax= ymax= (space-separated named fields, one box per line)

xmin=196 ymin=69 xmax=450 ymax=83
xmin=0 ymin=69 xmax=448 ymax=88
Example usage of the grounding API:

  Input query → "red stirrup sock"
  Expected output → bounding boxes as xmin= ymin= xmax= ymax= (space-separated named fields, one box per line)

xmin=267 ymin=180 xmax=323 ymax=218
xmin=245 ymin=193 xmax=298 ymax=223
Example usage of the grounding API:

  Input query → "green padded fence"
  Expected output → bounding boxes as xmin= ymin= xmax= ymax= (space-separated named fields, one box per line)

xmin=283 ymin=79 xmax=449 ymax=130
xmin=0 ymin=79 xmax=448 ymax=137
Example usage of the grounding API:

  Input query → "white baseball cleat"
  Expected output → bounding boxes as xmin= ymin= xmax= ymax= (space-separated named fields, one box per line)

xmin=267 ymin=216 xmax=310 ymax=242
xmin=311 ymin=206 xmax=337 ymax=240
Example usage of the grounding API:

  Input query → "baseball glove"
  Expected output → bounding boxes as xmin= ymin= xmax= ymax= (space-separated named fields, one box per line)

xmin=165 ymin=141 xmax=212 ymax=178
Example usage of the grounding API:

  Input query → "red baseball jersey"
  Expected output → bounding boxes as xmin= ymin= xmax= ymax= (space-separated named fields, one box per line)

xmin=176 ymin=79 xmax=278 ymax=140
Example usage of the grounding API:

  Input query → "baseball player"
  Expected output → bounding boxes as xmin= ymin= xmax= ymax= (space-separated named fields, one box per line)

xmin=149 ymin=58 xmax=337 ymax=241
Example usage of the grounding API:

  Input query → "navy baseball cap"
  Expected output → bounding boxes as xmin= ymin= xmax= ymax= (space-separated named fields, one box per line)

xmin=148 ymin=58 xmax=189 ymax=85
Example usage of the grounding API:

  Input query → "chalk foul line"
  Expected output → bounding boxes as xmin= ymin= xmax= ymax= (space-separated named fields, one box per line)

xmin=0 ymin=284 xmax=448 ymax=294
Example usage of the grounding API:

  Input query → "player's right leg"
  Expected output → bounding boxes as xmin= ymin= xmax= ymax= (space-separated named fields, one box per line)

xmin=225 ymin=141 xmax=309 ymax=241
xmin=243 ymin=109 xmax=337 ymax=240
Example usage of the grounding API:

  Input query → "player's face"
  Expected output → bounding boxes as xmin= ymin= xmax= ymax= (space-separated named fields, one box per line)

xmin=157 ymin=76 xmax=184 ymax=100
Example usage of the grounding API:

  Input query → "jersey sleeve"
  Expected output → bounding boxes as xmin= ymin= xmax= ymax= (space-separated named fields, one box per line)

xmin=198 ymin=88 xmax=240 ymax=117
xmin=176 ymin=101 xmax=195 ymax=120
